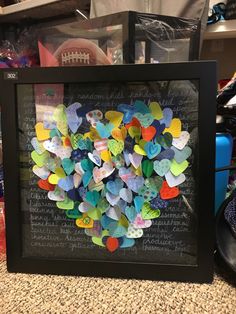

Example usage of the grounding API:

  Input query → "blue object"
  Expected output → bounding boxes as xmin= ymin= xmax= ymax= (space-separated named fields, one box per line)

xmin=215 ymin=133 xmax=233 ymax=213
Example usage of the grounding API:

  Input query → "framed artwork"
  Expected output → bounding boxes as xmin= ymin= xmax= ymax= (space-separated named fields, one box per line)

xmin=0 ymin=62 xmax=216 ymax=282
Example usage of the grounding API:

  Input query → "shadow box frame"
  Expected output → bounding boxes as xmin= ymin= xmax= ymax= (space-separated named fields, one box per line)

xmin=0 ymin=61 xmax=216 ymax=283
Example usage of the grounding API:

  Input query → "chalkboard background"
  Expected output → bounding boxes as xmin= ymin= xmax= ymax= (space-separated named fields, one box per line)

xmin=17 ymin=80 xmax=198 ymax=265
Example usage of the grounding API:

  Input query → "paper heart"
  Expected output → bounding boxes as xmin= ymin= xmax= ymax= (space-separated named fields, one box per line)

xmin=31 ymin=137 xmax=45 ymax=154
xmin=117 ymin=103 xmax=135 ymax=123
xmin=106 ymin=206 xmax=121 ymax=221
xmin=164 ymin=118 xmax=181 ymax=138
xmin=128 ymin=152 xmax=143 ymax=169
xmin=78 ymin=138 xmax=92 ymax=151
xmin=35 ymin=122 xmax=50 ymax=141
xmin=141 ymin=126 xmax=156 ymax=141
xmin=44 ymin=157 xmax=61 ymax=173
xmin=160 ymin=108 xmax=173 ymax=127
xmin=160 ymin=181 xmax=180 ymax=200
xmin=172 ymin=146 xmax=192 ymax=163
xmin=62 ymin=158 xmax=75 ymax=175
xmin=128 ymin=126 xmax=141 ymax=141
xmin=50 ymin=128 xmax=61 ymax=138
xmin=133 ymin=213 xmax=152 ymax=229
xmin=156 ymin=133 xmax=173 ymax=149
xmin=134 ymin=196 xmax=145 ymax=213
xmin=76 ymin=214 xmax=94 ymax=228
xmin=112 ymin=154 xmax=125 ymax=169
xmin=105 ymin=237 xmax=120 ymax=252
xmin=108 ymin=223 xmax=127 ymax=238
xmin=156 ymin=148 xmax=175 ymax=161
xmin=88 ymin=151 xmax=101 ymax=166
xmin=120 ymin=237 xmax=135 ymax=248
xmin=142 ymin=160 xmax=153 ymax=178
xmin=96 ymin=121 xmax=113 ymax=138
xmin=165 ymin=171 xmax=186 ymax=187
xmin=126 ymin=223 xmax=143 ymax=238
xmin=106 ymin=192 xmax=120 ymax=206
xmin=94 ymin=139 xmax=108 ymax=152
xmin=85 ymin=221 xmax=102 ymax=237
xmin=120 ymin=188 xmax=133 ymax=203
xmin=92 ymin=230 xmax=109 ymax=247
xmin=172 ymin=131 xmax=190 ymax=150
xmin=134 ymin=113 xmax=154 ymax=127
xmin=74 ymin=162 xmax=85 ymax=175
xmin=44 ymin=137 xmax=72 ymax=159
xmin=170 ymin=159 xmax=189 ymax=176
xmin=111 ymin=127 xmax=127 ymax=141
xmin=141 ymin=202 xmax=160 ymax=220
xmin=70 ymin=133 xmax=82 ymax=149
xmin=32 ymin=165 xmax=50 ymax=180
xmin=105 ymin=111 xmax=124 ymax=127
xmin=43 ymin=111 xmax=56 ymax=130
xmin=125 ymin=206 xmax=137 ymax=222
xmin=101 ymin=215 xmax=116 ymax=230
xmin=123 ymin=150 xmax=131 ymax=166
xmin=134 ymin=144 xmax=147 ymax=156
xmin=31 ymin=150 xmax=50 ymax=167
xmin=78 ymin=186 xmax=87 ymax=199
xmin=84 ymin=127 xmax=100 ymax=142
xmin=48 ymin=167 xmax=66 ymax=184
xmin=66 ymin=208 xmax=82 ymax=219
xmin=149 ymin=101 xmax=163 ymax=120
xmin=82 ymin=170 xmax=93 ymax=187
xmin=79 ymin=201 xmax=91 ymax=213
xmin=53 ymin=104 xmax=68 ymax=136
xmin=134 ymin=100 xmax=150 ymax=114
xmin=58 ymin=175 xmax=74 ymax=191
xmin=127 ymin=176 xmax=144 ymax=193
xmin=65 ymin=102 xmax=82 ymax=133
xmin=81 ymin=159 xmax=94 ymax=172
xmin=153 ymin=159 xmax=171 ymax=177
xmin=62 ymin=136 xmax=71 ymax=148
xmin=125 ymin=117 xmax=141 ymax=129
xmin=93 ymin=167 xmax=106 ymax=183
xmin=71 ymin=149 xmax=88 ymax=162
xmin=144 ymin=177 xmax=163 ymax=192
xmin=38 ymin=179 xmax=55 ymax=191
xmin=150 ymin=195 xmax=168 ymax=209
xmin=108 ymin=139 xmax=124 ymax=156
xmin=56 ymin=196 xmax=74 ymax=210
xmin=138 ymin=186 xmax=157 ymax=202
xmin=117 ymin=199 xmax=127 ymax=212
xmin=106 ymin=178 xmax=124 ymax=196
xmin=144 ymin=142 xmax=161 ymax=159
xmin=118 ymin=167 xmax=136 ymax=183
xmin=88 ymin=180 xmax=104 ymax=192
xmin=73 ymin=173 xmax=82 ymax=188
xmin=87 ymin=208 xmax=102 ymax=221
xmin=100 ymin=150 xmax=112 ymax=162
xmin=151 ymin=120 xmax=166 ymax=136
xmin=86 ymin=110 xmax=103 ymax=128
xmin=67 ymin=188 xmax=81 ymax=201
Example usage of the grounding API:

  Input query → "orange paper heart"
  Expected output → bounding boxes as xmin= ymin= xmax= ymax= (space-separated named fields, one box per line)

xmin=125 ymin=117 xmax=141 ymax=129
xmin=141 ymin=126 xmax=156 ymax=141
xmin=106 ymin=237 xmax=119 ymax=252
xmin=111 ymin=127 xmax=127 ymax=141
xmin=38 ymin=179 xmax=55 ymax=191
xmin=160 ymin=181 xmax=179 ymax=200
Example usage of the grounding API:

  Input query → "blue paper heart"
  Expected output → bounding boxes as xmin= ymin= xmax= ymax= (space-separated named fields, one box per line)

xmin=123 ymin=150 xmax=131 ymax=166
xmin=67 ymin=188 xmax=81 ymax=201
xmin=82 ymin=170 xmax=92 ymax=187
xmin=78 ymin=186 xmax=87 ymax=199
xmin=156 ymin=148 xmax=175 ymax=161
xmin=144 ymin=142 xmax=161 ymax=159
xmin=134 ymin=196 xmax=144 ymax=213
xmin=151 ymin=120 xmax=166 ymax=136
xmin=117 ymin=199 xmax=127 ymax=212
xmin=160 ymin=108 xmax=173 ymax=127
xmin=106 ymin=178 xmax=124 ymax=196
xmin=62 ymin=158 xmax=75 ymax=175
xmin=171 ymin=146 xmax=192 ymax=163
xmin=85 ymin=190 xmax=100 ymax=207
xmin=96 ymin=121 xmax=114 ymax=138
xmin=101 ymin=215 xmax=116 ymax=229
xmin=150 ymin=195 xmax=168 ymax=209
xmin=81 ymin=159 xmax=94 ymax=172
xmin=134 ymin=100 xmax=150 ymax=114
xmin=125 ymin=206 xmax=137 ymax=222
xmin=65 ymin=102 xmax=82 ymax=133
xmin=71 ymin=149 xmax=89 ymax=162
xmin=127 ymin=176 xmax=144 ymax=193
xmin=120 ymin=237 xmax=135 ymax=248
xmin=58 ymin=175 xmax=74 ymax=192
xmin=117 ymin=103 xmax=135 ymax=123
xmin=66 ymin=208 xmax=82 ymax=219
xmin=108 ymin=222 xmax=127 ymax=238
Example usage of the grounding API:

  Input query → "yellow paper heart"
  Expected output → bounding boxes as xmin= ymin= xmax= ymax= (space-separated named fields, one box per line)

xmin=100 ymin=150 xmax=112 ymax=162
xmin=170 ymin=159 xmax=189 ymax=176
xmin=149 ymin=101 xmax=163 ymax=120
xmin=84 ymin=127 xmax=101 ymax=141
xmin=48 ymin=167 xmax=66 ymax=184
xmin=139 ymin=139 xmax=147 ymax=149
xmin=111 ymin=127 xmax=127 ymax=141
xmin=164 ymin=118 xmax=181 ymax=138
xmin=105 ymin=111 xmax=123 ymax=127
xmin=76 ymin=214 xmax=94 ymax=228
xmin=118 ymin=214 xmax=129 ymax=228
xmin=128 ymin=126 xmax=141 ymax=140
xmin=53 ymin=104 xmax=68 ymax=136
xmin=134 ymin=145 xmax=147 ymax=156
xmin=35 ymin=122 xmax=50 ymax=141
xmin=131 ymin=164 xmax=142 ymax=176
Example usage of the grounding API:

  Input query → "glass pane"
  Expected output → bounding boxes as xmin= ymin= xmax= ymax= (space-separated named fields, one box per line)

xmin=17 ymin=80 xmax=198 ymax=265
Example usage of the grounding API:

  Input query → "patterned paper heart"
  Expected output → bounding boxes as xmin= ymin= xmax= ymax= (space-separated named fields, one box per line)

xmin=117 ymin=103 xmax=135 ymax=123
xmin=172 ymin=131 xmax=190 ymax=150
xmin=144 ymin=142 xmax=161 ymax=159
xmin=106 ymin=178 xmax=124 ymax=196
xmin=126 ymin=223 xmax=143 ymax=238
xmin=134 ymin=113 xmax=154 ymax=127
xmin=33 ymin=165 xmax=50 ymax=180
xmin=108 ymin=139 xmax=124 ymax=156
xmin=172 ymin=146 xmax=192 ymax=163
xmin=141 ymin=202 xmax=160 ymax=220
xmin=31 ymin=137 xmax=45 ymax=154
xmin=65 ymin=102 xmax=82 ymax=133
xmin=153 ymin=159 xmax=171 ymax=177
xmin=128 ymin=152 xmax=143 ymax=169
xmin=165 ymin=171 xmax=186 ymax=187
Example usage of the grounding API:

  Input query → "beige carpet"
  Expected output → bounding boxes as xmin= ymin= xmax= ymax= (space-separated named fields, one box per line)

xmin=0 ymin=259 xmax=235 ymax=314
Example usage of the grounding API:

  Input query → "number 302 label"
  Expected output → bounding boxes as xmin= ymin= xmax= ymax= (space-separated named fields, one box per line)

xmin=4 ymin=72 xmax=18 ymax=80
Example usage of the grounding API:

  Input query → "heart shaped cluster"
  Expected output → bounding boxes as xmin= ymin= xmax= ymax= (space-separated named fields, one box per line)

xmin=31 ymin=100 xmax=192 ymax=252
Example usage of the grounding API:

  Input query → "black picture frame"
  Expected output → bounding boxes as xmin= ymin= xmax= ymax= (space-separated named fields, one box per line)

xmin=0 ymin=61 xmax=216 ymax=283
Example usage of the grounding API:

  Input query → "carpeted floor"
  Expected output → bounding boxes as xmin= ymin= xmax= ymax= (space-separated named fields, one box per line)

xmin=0 ymin=259 xmax=235 ymax=314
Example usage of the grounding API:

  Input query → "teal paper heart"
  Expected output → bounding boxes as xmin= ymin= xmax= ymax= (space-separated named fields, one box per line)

xmin=82 ymin=171 xmax=93 ymax=187
xmin=62 ymin=158 xmax=75 ymax=175
xmin=120 ymin=237 xmax=135 ymax=248
xmin=144 ymin=142 xmax=161 ymax=159
xmin=134 ymin=113 xmax=154 ymax=127
xmin=125 ymin=206 xmax=137 ymax=222
xmin=172 ymin=146 xmax=192 ymax=163
xmin=134 ymin=100 xmax=150 ymax=114
xmin=85 ymin=190 xmax=100 ymax=207
xmin=78 ymin=138 xmax=92 ymax=151
xmin=50 ymin=128 xmax=61 ymax=138
xmin=138 ymin=186 xmax=157 ymax=202
xmin=108 ymin=222 xmax=127 ymax=238
xmin=81 ymin=159 xmax=94 ymax=172
xmin=153 ymin=159 xmax=171 ymax=177
xmin=96 ymin=121 xmax=114 ymax=138
xmin=134 ymin=196 xmax=144 ymax=213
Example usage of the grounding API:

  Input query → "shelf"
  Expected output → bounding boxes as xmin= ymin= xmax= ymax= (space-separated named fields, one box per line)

xmin=0 ymin=0 xmax=90 ymax=23
xmin=204 ymin=19 xmax=236 ymax=40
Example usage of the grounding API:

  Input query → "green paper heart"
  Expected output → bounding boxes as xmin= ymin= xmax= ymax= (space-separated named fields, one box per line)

xmin=108 ymin=139 xmax=124 ymax=156
xmin=70 ymin=134 xmax=83 ymax=149
xmin=156 ymin=132 xmax=173 ymax=148
xmin=97 ymin=198 xmax=110 ymax=214
xmin=87 ymin=208 xmax=102 ymax=220
xmin=141 ymin=202 xmax=160 ymax=220
xmin=62 ymin=158 xmax=75 ymax=175
xmin=153 ymin=159 xmax=171 ymax=177
xmin=134 ymin=112 xmax=154 ymax=127
xmin=66 ymin=207 xmax=83 ymax=219
xmin=145 ymin=177 xmax=163 ymax=192
xmin=112 ymin=154 xmax=125 ymax=169
xmin=138 ymin=186 xmax=157 ymax=202
xmin=56 ymin=196 xmax=74 ymax=210
xmin=78 ymin=138 xmax=92 ymax=151
xmin=31 ymin=150 xmax=50 ymax=167
xmin=170 ymin=159 xmax=189 ymax=176
xmin=142 ymin=159 xmax=153 ymax=178
xmin=92 ymin=230 xmax=109 ymax=247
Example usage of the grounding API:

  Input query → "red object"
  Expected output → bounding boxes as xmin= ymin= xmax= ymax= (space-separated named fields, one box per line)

xmin=141 ymin=126 xmax=156 ymax=141
xmin=160 ymin=181 xmax=180 ymax=200
xmin=106 ymin=237 xmax=119 ymax=253
xmin=38 ymin=179 xmax=55 ymax=191
xmin=125 ymin=118 xmax=141 ymax=129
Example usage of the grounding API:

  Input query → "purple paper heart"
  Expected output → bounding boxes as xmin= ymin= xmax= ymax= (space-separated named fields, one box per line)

xmin=85 ymin=221 xmax=102 ymax=237
xmin=127 ymin=176 xmax=144 ymax=193
xmin=78 ymin=186 xmax=87 ymax=199
xmin=67 ymin=188 xmax=81 ymax=201
xmin=65 ymin=102 xmax=82 ymax=133
xmin=156 ymin=148 xmax=175 ymax=161
xmin=150 ymin=195 xmax=168 ymax=209
xmin=119 ymin=167 xmax=136 ymax=183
